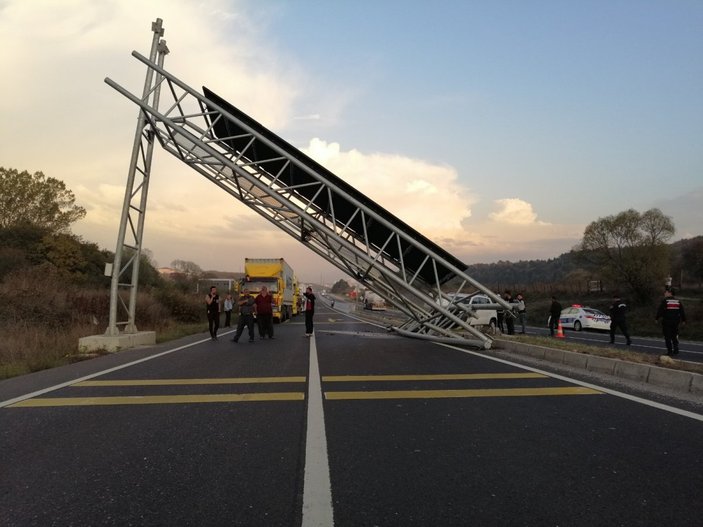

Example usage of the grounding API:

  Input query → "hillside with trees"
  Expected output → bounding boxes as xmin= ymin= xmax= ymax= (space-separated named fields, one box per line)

xmin=0 ymin=167 xmax=208 ymax=378
xmin=462 ymin=210 xmax=701 ymax=303
xmin=459 ymin=236 xmax=702 ymax=295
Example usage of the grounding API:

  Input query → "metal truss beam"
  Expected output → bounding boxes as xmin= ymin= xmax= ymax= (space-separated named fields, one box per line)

xmin=105 ymin=45 xmax=514 ymax=348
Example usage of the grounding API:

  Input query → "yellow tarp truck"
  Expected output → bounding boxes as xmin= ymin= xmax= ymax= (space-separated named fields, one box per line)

xmin=242 ymin=258 xmax=295 ymax=322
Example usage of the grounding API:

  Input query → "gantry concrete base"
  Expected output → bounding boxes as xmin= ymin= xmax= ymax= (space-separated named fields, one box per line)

xmin=78 ymin=331 xmax=156 ymax=353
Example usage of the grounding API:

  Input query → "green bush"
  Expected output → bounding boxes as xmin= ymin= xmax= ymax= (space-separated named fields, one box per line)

xmin=153 ymin=286 xmax=204 ymax=323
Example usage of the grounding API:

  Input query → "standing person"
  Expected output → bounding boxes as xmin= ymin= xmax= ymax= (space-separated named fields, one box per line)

xmin=205 ymin=286 xmax=220 ymax=340
xmin=223 ymin=293 xmax=234 ymax=328
xmin=255 ymin=286 xmax=275 ymax=339
xmin=303 ymin=286 xmax=316 ymax=336
xmin=496 ymin=292 xmax=505 ymax=334
xmin=515 ymin=293 xmax=527 ymax=334
xmin=504 ymin=290 xmax=515 ymax=335
xmin=655 ymin=288 xmax=686 ymax=356
xmin=609 ymin=294 xmax=632 ymax=345
xmin=232 ymin=289 xmax=256 ymax=343
xmin=548 ymin=296 xmax=562 ymax=337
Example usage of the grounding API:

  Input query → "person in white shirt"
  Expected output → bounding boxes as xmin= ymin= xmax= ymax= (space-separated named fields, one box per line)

xmin=223 ymin=293 xmax=233 ymax=327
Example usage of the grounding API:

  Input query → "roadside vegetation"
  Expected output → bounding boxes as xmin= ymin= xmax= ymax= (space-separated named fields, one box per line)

xmin=0 ymin=261 xmax=206 ymax=379
xmin=0 ymin=168 xmax=211 ymax=379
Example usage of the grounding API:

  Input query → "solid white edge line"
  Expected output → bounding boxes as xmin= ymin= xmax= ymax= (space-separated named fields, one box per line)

xmin=0 ymin=336 xmax=220 ymax=408
xmin=302 ymin=334 xmax=335 ymax=527
xmin=438 ymin=343 xmax=703 ymax=422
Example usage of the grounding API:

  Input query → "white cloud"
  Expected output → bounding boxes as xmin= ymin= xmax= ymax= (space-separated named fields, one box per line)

xmin=303 ymin=138 xmax=475 ymax=238
xmin=488 ymin=198 xmax=549 ymax=226
xmin=0 ymin=0 xmax=599 ymax=276
xmin=0 ymin=1 xmax=304 ymax=250
xmin=298 ymin=139 xmax=590 ymax=265
xmin=0 ymin=0 xmax=297 ymax=175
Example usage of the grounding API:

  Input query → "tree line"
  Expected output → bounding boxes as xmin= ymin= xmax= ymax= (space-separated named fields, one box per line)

xmin=463 ymin=233 xmax=702 ymax=302
xmin=1 ymin=166 xmax=700 ymax=307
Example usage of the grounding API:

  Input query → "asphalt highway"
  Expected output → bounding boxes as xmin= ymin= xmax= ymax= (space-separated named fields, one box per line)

xmin=1 ymin=303 xmax=701 ymax=526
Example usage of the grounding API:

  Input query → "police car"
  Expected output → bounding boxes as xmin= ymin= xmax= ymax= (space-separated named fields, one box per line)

xmin=559 ymin=305 xmax=611 ymax=331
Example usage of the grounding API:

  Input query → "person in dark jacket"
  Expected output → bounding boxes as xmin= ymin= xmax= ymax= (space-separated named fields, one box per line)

xmin=205 ymin=286 xmax=220 ymax=340
xmin=609 ymin=294 xmax=632 ymax=345
xmin=303 ymin=286 xmax=316 ymax=336
xmin=232 ymin=289 xmax=256 ymax=343
xmin=548 ymin=296 xmax=562 ymax=336
xmin=655 ymin=289 xmax=686 ymax=356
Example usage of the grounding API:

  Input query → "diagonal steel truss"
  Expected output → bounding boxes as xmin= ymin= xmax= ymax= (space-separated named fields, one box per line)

xmin=105 ymin=39 xmax=513 ymax=348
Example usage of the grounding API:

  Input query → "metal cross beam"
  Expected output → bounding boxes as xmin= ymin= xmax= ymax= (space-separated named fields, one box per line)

xmin=106 ymin=45 xmax=514 ymax=348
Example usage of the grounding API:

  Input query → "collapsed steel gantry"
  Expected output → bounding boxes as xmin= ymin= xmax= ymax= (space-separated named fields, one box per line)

xmin=104 ymin=19 xmax=512 ymax=349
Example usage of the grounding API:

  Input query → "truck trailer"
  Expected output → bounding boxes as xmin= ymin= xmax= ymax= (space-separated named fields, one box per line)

xmin=242 ymin=258 xmax=296 ymax=322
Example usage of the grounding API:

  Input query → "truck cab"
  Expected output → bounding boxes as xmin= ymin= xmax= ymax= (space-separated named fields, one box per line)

xmin=243 ymin=258 xmax=295 ymax=323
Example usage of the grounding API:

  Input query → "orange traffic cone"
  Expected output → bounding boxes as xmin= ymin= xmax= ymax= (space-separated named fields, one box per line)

xmin=556 ymin=321 xmax=565 ymax=338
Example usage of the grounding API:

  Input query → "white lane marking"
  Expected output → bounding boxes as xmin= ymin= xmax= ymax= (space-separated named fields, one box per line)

xmin=0 ymin=336 xmax=219 ymax=409
xmin=302 ymin=334 xmax=335 ymax=526
xmin=439 ymin=343 xmax=703 ymax=423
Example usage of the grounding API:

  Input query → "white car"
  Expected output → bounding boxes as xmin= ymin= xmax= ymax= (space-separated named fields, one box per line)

xmin=558 ymin=305 xmax=611 ymax=331
xmin=441 ymin=293 xmax=498 ymax=331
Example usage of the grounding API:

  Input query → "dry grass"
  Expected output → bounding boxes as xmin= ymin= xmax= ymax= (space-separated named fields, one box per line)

xmin=0 ymin=265 xmax=207 ymax=380
xmin=0 ymin=323 xmax=108 ymax=378
xmin=0 ymin=320 xmax=207 ymax=380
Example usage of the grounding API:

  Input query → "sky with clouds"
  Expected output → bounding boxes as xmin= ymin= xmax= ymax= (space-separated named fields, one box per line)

xmin=1 ymin=0 xmax=701 ymax=284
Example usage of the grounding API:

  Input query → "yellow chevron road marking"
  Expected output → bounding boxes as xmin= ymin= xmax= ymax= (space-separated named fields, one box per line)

xmin=10 ymin=392 xmax=305 ymax=407
xmin=325 ymin=386 xmax=602 ymax=400
xmin=322 ymin=373 xmax=546 ymax=382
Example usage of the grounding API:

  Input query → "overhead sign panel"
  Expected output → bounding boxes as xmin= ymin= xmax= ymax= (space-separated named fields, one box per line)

xmin=202 ymin=86 xmax=466 ymax=287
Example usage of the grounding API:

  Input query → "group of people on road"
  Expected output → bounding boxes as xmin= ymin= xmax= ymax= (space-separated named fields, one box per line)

xmin=209 ymin=282 xmax=688 ymax=356
xmin=497 ymin=291 xmax=527 ymax=335
xmin=547 ymin=289 xmax=687 ymax=356
xmin=204 ymin=285 xmax=317 ymax=343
